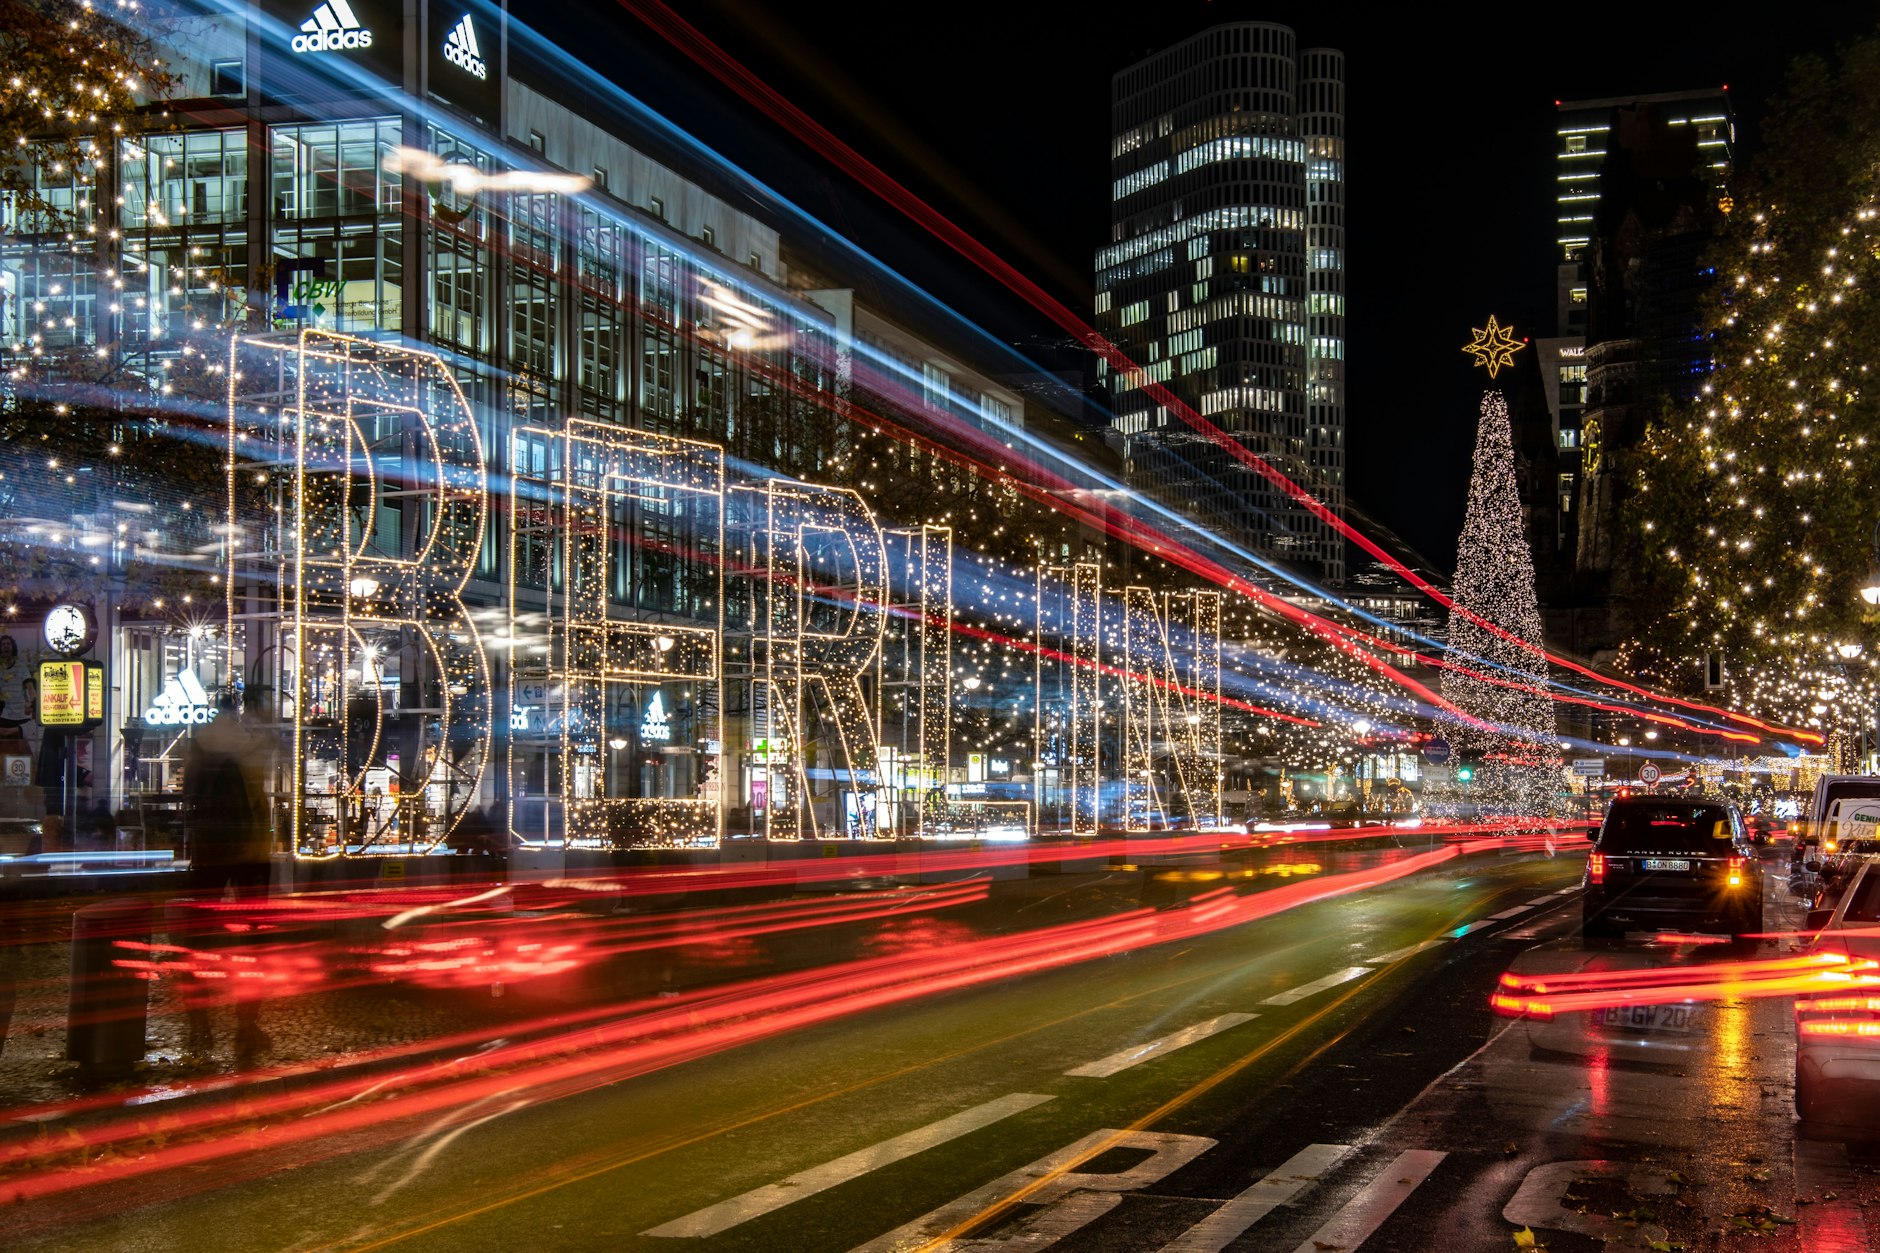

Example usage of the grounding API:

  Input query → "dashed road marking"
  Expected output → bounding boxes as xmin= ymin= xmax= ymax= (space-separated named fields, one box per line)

xmin=1158 ymin=1142 xmax=1354 ymax=1253
xmin=1450 ymin=920 xmax=1496 ymax=937
xmin=1287 ymin=1148 xmax=1446 ymax=1253
xmin=1487 ymin=906 xmax=1532 ymax=920
xmin=1261 ymin=966 xmax=1372 ymax=1007
xmin=1066 ymin=1013 xmax=1259 ymax=1078
xmin=1526 ymin=895 xmax=1561 ymax=906
xmin=1363 ymin=940 xmax=1445 ymax=964
xmin=644 ymin=1092 xmax=1053 ymax=1237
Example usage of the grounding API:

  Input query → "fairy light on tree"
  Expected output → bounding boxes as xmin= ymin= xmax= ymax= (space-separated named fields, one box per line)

xmin=1625 ymin=33 xmax=1880 ymax=749
xmin=1440 ymin=386 xmax=1557 ymax=819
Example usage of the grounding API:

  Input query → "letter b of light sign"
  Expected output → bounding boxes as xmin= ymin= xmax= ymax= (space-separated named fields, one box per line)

xmin=228 ymin=332 xmax=491 ymax=855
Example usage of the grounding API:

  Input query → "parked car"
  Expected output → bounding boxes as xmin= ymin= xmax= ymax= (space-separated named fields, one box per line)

xmin=1794 ymin=861 xmax=1880 ymax=1126
xmin=1582 ymin=796 xmax=1763 ymax=942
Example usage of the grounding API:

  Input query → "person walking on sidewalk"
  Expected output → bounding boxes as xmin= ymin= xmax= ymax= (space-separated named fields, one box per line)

xmin=178 ymin=689 xmax=276 ymax=1061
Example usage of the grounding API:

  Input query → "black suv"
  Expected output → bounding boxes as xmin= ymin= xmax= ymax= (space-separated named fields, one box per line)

xmin=1583 ymin=797 xmax=1763 ymax=941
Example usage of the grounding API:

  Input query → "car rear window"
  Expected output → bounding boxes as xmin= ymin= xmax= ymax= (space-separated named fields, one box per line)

xmin=1599 ymin=805 xmax=1735 ymax=854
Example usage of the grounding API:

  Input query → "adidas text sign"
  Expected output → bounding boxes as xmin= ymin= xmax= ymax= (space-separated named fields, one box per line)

xmin=145 ymin=669 xmax=218 ymax=726
xmin=292 ymin=0 xmax=374 ymax=54
xmin=443 ymin=14 xmax=486 ymax=79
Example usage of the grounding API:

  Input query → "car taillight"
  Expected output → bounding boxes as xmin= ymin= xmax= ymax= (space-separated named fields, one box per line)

xmin=1589 ymin=852 xmax=1605 ymax=884
xmin=1800 ymin=1020 xmax=1880 ymax=1038
xmin=1727 ymin=855 xmax=1745 ymax=887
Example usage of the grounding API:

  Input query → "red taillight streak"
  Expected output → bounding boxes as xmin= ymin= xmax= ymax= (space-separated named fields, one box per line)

xmin=0 ymin=840 xmax=1490 ymax=1203
xmin=1589 ymin=853 xmax=1605 ymax=884
xmin=607 ymin=0 xmax=1835 ymax=748
xmin=1800 ymin=1020 xmax=1880 ymax=1038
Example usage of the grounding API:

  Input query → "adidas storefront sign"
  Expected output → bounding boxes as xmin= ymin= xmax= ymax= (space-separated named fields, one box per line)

xmin=292 ymin=0 xmax=374 ymax=53
xmin=443 ymin=15 xmax=486 ymax=79
xmin=145 ymin=669 xmax=219 ymax=727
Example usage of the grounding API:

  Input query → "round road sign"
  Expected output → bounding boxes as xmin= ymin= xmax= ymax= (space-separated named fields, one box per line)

xmin=1638 ymin=762 xmax=1662 ymax=785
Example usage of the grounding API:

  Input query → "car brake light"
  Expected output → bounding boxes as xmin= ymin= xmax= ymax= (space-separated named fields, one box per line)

xmin=1799 ymin=1020 xmax=1880 ymax=1038
xmin=1727 ymin=854 xmax=1745 ymax=887
xmin=1589 ymin=852 xmax=1605 ymax=884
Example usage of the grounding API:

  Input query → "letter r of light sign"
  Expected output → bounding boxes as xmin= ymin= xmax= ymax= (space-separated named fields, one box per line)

xmin=741 ymin=480 xmax=889 ymax=841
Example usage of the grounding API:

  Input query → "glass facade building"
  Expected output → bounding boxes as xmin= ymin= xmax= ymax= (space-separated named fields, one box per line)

xmin=1096 ymin=22 xmax=1346 ymax=587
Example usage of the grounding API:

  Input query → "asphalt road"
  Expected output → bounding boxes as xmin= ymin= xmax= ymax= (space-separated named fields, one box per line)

xmin=6 ymin=844 xmax=1869 ymax=1252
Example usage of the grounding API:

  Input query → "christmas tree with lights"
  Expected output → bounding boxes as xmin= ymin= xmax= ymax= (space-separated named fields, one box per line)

xmin=1623 ymin=34 xmax=1880 ymax=740
xmin=1440 ymin=390 xmax=1557 ymax=818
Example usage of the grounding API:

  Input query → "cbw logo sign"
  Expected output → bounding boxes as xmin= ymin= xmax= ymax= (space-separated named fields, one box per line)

xmin=443 ymin=14 xmax=487 ymax=79
xmin=292 ymin=0 xmax=374 ymax=53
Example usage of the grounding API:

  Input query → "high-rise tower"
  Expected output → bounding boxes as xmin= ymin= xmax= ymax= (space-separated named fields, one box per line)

xmin=1096 ymin=23 xmax=1346 ymax=586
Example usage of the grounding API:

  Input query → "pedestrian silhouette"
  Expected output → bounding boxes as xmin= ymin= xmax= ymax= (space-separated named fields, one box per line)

xmin=178 ymin=689 xmax=275 ymax=1060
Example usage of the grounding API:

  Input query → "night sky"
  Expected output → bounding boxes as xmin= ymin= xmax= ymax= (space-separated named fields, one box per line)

xmin=541 ymin=1 xmax=1876 ymax=573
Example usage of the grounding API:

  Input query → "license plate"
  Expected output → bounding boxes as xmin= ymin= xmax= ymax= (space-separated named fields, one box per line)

xmin=1593 ymin=1004 xmax=1701 ymax=1032
xmin=1640 ymin=858 xmax=1692 ymax=871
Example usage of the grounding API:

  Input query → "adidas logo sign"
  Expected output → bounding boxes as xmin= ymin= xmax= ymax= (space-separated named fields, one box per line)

xmin=443 ymin=14 xmax=487 ymax=80
xmin=292 ymin=0 xmax=373 ymax=54
xmin=145 ymin=670 xmax=217 ymax=727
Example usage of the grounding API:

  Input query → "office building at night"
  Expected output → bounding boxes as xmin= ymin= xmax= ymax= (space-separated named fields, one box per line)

xmin=1095 ymin=23 xmax=1346 ymax=587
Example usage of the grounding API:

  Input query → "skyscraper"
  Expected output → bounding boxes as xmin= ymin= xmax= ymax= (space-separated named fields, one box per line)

xmin=1096 ymin=23 xmax=1346 ymax=587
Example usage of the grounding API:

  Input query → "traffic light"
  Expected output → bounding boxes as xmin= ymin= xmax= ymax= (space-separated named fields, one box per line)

xmin=1455 ymin=762 xmax=1475 ymax=784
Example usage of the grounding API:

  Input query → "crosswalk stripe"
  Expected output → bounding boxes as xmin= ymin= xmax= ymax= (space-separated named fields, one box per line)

xmin=1363 ymin=940 xmax=1445 ymax=964
xmin=1158 ymin=1142 xmax=1354 ymax=1253
xmin=643 ymin=1092 xmax=1052 ymax=1238
xmin=1261 ymin=966 xmax=1372 ymax=1007
xmin=1066 ymin=1013 xmax=1258 ymax=1078
xmin=1287 ymin=1148 xmax=1446 ymax=1253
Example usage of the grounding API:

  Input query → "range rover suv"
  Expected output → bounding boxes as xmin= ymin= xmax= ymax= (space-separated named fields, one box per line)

xmin=1582 ymin=796 xmax=1763 ymax=942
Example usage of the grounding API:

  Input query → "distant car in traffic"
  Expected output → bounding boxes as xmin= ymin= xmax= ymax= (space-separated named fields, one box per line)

xmin=1582 ymin=796 xmax=1763 ymax=943
xmin=1795 ymin=861 xmax=1880 ymax=1125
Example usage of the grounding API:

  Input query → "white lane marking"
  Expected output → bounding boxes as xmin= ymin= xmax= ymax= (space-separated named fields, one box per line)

xmin=1555 ymin=887 xmax=1578 ymax=895
xmin=1158 ymin=1142 xmax=1354 ymax=1253
xmin=1261 ymin=966 xmax=1372 ymax=1007
xmin=1795 ymin=1139 xmax=1871 ymax=1251
xmin=1487 ymin=906 xmax=1531 ymax=920
xmin=1363 ymin=940 xmax=1445 ymax=964
xmin=1288 ymin=1148 xmax=1446 ymax=1253
xmin=851 ymin=1129 xmax=1214 ymax=1253
xmin=1066 ymin=1013 xmax=1258 ymax=1078
xmin=1526 ymin=896 xmax=1560 ymax=906
xmin=645 ymin=1093 xmax=1053 ymax=1238
xmin=1451 ymin=920 xmax=1496 ymax=937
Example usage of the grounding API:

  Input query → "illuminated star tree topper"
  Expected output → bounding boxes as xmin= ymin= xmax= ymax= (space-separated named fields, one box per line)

xmin=1460 ymin=315 xmax=1526 ymax=379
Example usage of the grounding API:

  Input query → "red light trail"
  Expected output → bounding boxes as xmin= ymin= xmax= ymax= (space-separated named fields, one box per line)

xmin=613 ymin=0 xmax=1821 ymax=747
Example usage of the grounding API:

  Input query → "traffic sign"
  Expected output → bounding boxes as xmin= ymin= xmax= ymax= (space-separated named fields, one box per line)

xmin=1422 ymin=737 xmax=1451 ymax=765
xmin=1638 ymin=762 xmax=1662 ymax=785
xmin=1570 ymin=758 xmax=1605 ymax=777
